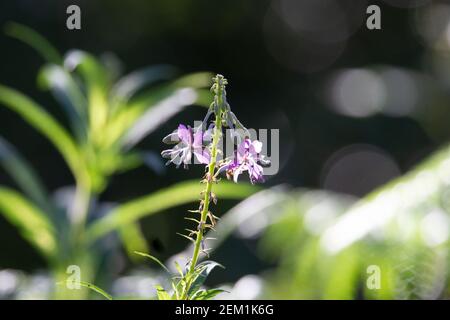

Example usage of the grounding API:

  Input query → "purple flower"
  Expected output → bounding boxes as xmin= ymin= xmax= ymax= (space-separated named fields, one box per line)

xmin=161 ymin=124 xmax=210 ymax=168
xmin=222 ymin=138 xmax=269 ymax=184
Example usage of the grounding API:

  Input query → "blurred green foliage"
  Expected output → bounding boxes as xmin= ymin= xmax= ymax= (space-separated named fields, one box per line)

xmin=0 ymin=24 xmax=257 ymax=299
xmin=211 ymin=145 xmax=450 ymax=299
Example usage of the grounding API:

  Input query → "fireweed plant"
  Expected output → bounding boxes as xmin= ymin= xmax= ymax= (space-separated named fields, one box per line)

xmin=151 ymin=74 xmax=270 ymax=300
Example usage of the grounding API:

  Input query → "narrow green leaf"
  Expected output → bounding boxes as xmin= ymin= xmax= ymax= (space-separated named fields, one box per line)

xmin=0 ymin=186 xmax=56 ymax=259
xmin=174 ymin=261 xmax=184 ymax=277
xmin=78 ymin=281 xmax=113 ymax=300
xmin=134 ymin=251 xmax=170 ymax=274
xmin=320 ymin=144 xmax=450 ymax=253
xmin=0 ymin=136 xmax=49 ymax=211
xmin=174 ymin=277 xmax=187 ymax=300
xmin=112 ymin=65 xmax=177 ymax=101
xmin=0 ymin=85 xmax=83 ymax=182
xmin=192 ymin=288 xmax=226 ymax=300
xmin=171 ymin=281 xmax=180 ymax=300
xmin=188 ymin=261 xmax=224 ymax=296
xmin=38 ymin=64 xmax=88 ymax=140
xmin=171 ymin=72 xmax=213 ymax=89
xmin=86 ymin=180 xmax=258 ymax=243
xmin=193 ymin=88 xmax=214 ymax=108
xmin=5 ymin=22 xmax=62 ymax=64
xmin=64 ymin=50 xmax=108 ymax=89
xmin=119 ymin=73 xmax=212 ymax=148
xmin=58 ymin=280 xmax=113 ymax=300
xmin=154 ymin=285 xmax=171 ymax=300
xmin=64 ymin=50 xmax=109 ymax=147
xmin=121 ymin=87 xmax=203 ymax=148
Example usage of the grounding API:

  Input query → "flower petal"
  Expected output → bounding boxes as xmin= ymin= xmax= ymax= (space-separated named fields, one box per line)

xmin=203 ymin=124 xmax=214 ymax=142
xmin=161 ymin=149 xmax=173 ymax=158
xmin=233 ymin=163 xmax=248 ymax=183
xmin=162 ymin=131 xmax=180 ymax=144
xmin=193 ymin=128 xmax=204 ymax=148
xmin=181 ymin=148 xmax=192 ymax=165
xmin=233 ymin=168 xmax=241 ymax=183
xmin=177 ymin=124 xmax=192 ymax=145
xmin=194 ymin=148 xmax=210 ymax=164
xmin=249 ymin=163 xmax=264 ymax=184
xmin=237 ymin=138 xmax=249 ymax=157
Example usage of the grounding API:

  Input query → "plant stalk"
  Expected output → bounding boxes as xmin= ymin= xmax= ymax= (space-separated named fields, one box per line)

xmin=183 ymin=80 xmax=224 ymax=298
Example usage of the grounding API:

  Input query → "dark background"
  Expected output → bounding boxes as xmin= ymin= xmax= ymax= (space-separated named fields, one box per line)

xmin=0 ymin=0 xmax=443 ymax=283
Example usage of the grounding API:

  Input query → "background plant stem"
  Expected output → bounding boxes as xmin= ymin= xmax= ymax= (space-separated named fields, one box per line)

xmin=71 ymin=180 xmax=91 ymax=248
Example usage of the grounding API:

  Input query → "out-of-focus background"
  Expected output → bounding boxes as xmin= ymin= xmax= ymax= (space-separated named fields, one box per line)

xmin=1 ymin=0 xmax=450 ymax=299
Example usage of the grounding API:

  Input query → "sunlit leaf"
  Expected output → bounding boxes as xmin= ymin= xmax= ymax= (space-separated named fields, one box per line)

xmin=64 ymin=50 xmax=109 ymax=146
xmin=154 ymin=285 xmax=171 ymax=300
xmin=38 ymin=64 xmax=88 ymax=140
xmin=0 ymin=136 xmax=49 ymax=211
xmin=322 ymin=246 xmax=361 ymax=299
xmin=187 ymin=261 xmax=224 ymax=296
xmin=0 ymin=85 xmax=84 ymax=183
xmin=171 ymin=72 xmax=213 ymax=89
xmin=112 ymin=65 xmax=177 ymax=101
xmin=174 ymin=261 xmax=184 ymax=278
xmin=134 ymin=251 xmax=171 ymax=274
xmin=191 ymin=288 xmax=226 ymax=300
xmin=0 ymin=186 xmax=56 ymax=259
xmin=121 ymin=87 xmax=201 ymax=148
xmin=118 ymin=72 xmax=212 ymax=149
xmin=57 ymin=280 xmax=112 ymax=300
xmin=193 ymin=88 xmax=214 ymax=108
xmin=64 ymin=50 xmax=108 ymax=88
xmin=86 ymin=180 xmax=258 ymax=243
xmin=320 ymin=144 xmax=450 ymax=254
xmin=5 ymin=22 xmax=62 ymax=64
xmin=171 ymin=280 xmax=181 ymax=300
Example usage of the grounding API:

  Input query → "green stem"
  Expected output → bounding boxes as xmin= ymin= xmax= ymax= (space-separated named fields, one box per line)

xmin=54 ymin=178 xmax=92 ymax=300
xmin=190 ymin=116 xmax=222 ymax=272
xmin=71 ymin=179 xmax=91 ymax=249
xmin=183 ymin=80 xmax=224 ymax=298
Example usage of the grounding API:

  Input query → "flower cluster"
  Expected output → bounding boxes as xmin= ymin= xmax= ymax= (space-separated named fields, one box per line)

xmin=161 ymin=110 xmax=269 ymax=183
xmin=161 ymin=124 xmax=211 ymax=169
xmin=220 ymin=138 xmax=270 ymax=184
